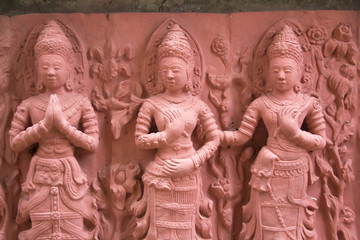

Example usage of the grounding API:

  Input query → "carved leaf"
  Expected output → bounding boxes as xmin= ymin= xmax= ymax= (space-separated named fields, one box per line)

xmin=346 ymin=43 xmax=357 ymax=65
xmin=89 ymin=63 xmax=102 ymax=78
xmin=91 ymin=87 xmax=108 ymax=112
xmin=342 ymin=159 xmax=355 ymax=183
xmin=315 ymin=154 xmax=334 ymax=177
xmin=208 ymin=91 xmax=221 ymax=108
xmin=199 ymin=198 xmax=212 ymax=218
xmin=336 ymin=41 xmax=348 ymax=59
xmin=87 ymin=47 xmax=104 ymax=63
xmin=118 ymin=62 xmax=131 ymax=78
xmin=324 ymin=192 xmax=337 ymax=223
xmin=91 ymin=178 xmax=107 ymax=210
xmin=110 ymin=185 xmax=126 ymax=211
xmin=323 ymin=38 xmax=338 ymax=57
xmin=124 ymin=45 xmax=135 ymax=60
xmin=195 ymin=214 xmax=212 ymax=239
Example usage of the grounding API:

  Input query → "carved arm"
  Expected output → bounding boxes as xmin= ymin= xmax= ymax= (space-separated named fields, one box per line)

xmin=58 ymin=99 xmax=99 ymax=152
xmin=9 ymin=102 xmax=49 ymax=152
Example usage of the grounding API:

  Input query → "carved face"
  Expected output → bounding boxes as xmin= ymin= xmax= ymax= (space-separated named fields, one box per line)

xmin=268 ymin=57 xmax=301 ymax=94
xmin=36 ymin=54 xmax=69 ymax=92
xmin=159 ymin=57 xmax=188 ymax=94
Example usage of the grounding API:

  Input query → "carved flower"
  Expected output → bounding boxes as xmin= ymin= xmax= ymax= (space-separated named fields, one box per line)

xmin=50 ymin=187 xmax=59 ymax=195
xmin=324 ymin=22 xmax=357 ymax=65
xmin=334 ymin=22 xmax=352 ymax=42
xmin=51 ymin=211 xmax=60 ymax=220
xmin=340 ymin=207 xmax=355 ymax=224
xmin=209 ymin=178 xmax=231 ymax=199
xmin=211 ymin=37 xmax=227 ymax=57
xmin=307 ymin=26 xmax=327 ymax=45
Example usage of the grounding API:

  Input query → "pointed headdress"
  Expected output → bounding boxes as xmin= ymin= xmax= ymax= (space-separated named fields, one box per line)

xmin=267 ymin=25 xmax=303 ymax=64
xmin=158 ymin=24 xmax=194 ymax=66
xmin=34 ymin=20 xmax=73 ymax=61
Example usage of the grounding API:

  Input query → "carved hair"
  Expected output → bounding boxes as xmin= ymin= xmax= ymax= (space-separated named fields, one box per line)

xmin=267 ymin=25 xmax=303 ymax=65
xmin=34 ymin=20 xmax=73 ymax=62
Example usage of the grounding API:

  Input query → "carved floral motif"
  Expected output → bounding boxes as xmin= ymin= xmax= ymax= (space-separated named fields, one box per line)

xmin=0 ymin=12 xmax=358 ymax=240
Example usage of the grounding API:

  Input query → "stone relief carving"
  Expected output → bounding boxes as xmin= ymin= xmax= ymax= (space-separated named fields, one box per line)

xmin=0 ymin=12 xmax=357 ymax=240
xmin=222 ymin=22 xmax=327 ymax=239
xmin=8 ymin=20 xmax=101 ymax=239
xmin=132 ymin=20 xmax=219 ymax=240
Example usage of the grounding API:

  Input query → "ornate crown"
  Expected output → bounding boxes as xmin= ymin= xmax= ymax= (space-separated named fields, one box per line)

xmin=158 ymin=24 xmax=194 ymax=65
xmin=267 ymin=25 xmax=303 ymax=64
xmin=34 ymin=20 xmax=73 ymax=61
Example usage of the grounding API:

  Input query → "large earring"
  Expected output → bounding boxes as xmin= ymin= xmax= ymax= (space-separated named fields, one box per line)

xmin=36 ymin=81 xmax=46 ymax=93
xmin=183 ymin=69 xmax=192 ymax=92
xmin=64 ymin=79 xmax=73 ymax=92
xmin=294 ymin=84 xmax=301 ymax=93
xmin=184 ymin=80 xmax=191 ymax=92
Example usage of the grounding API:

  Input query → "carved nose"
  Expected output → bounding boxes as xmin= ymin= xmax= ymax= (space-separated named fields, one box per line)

xmin=167 ymin=69 xmax=174 ymax=79
xmin=47 ymin=68 xmax=55 ymax=76
xmin=277 ymin=70 xmax=285 ymax=80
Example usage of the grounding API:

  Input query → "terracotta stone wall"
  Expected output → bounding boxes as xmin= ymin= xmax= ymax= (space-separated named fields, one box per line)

xmin=0 ymin=0 xmax=359 ymax=15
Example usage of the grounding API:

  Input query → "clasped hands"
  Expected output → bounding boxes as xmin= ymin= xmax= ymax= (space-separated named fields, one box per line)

xmin=43 ymin=94 xmax=68 ymax=130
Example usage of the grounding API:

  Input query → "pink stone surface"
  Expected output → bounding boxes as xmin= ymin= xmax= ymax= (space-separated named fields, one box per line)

xmin=0 ymin=11 xmax=358 ymax=239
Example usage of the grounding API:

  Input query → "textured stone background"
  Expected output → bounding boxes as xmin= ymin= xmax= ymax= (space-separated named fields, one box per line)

xmin=0 ymin=0 xmax=359 ymax=15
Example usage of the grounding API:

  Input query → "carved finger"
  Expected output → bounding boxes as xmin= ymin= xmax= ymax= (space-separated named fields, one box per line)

xmin=291 ymin=110 xmax=298 ymax=119
xmin=279 ymin=107 xmax=286 ymax=118
xmin=174 ymin=109 xmax=182 ymax=118
xmin=168 ymin=158 xmax=182 ymax=165
xmin=163 ymin=110 xmax=172 ymax=123
xmin=162 ymin=166 xmax=176 ymax=175
xmin=164 ymin=160 xmax=178 ymax=168
xmin=168 ymin=109 xmax=179 ymax=121
xmin=164 ymin=109 xmax=175 ymax=123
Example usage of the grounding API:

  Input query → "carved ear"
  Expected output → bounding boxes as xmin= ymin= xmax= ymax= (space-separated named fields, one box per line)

xmin=87 ymin=47 xmax=104 ymax=63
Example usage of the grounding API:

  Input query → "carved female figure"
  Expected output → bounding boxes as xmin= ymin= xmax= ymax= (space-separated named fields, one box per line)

xmin=9 ymin=21 xmax=100 ymax=239
xmin=222 ymin=25 xmax=326 ymax=239
xmin=133 ymin=24 xmax=219 ymax=240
